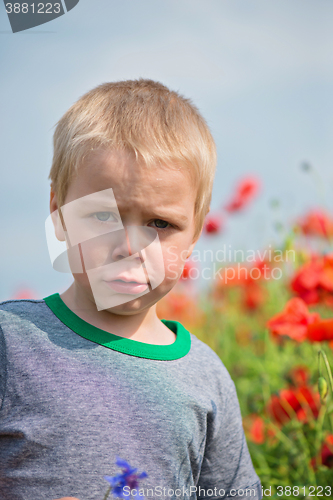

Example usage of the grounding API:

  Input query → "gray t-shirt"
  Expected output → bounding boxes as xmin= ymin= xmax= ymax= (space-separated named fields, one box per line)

xmin=0 ymin=294 xmax=262 ymax=500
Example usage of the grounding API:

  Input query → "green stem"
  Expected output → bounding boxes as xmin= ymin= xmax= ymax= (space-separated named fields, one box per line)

xmin=318 ymin=350 xmax=333 ymax=392
xmin=260 ymin=372 xmax=271 ymax=406
xmin=102 ymin=485 xmax=112 ymax=500
xmin=314 ymin=404 xmax=326 ymax=468
xmin=317 ymin=349 xmax=333 ymax=433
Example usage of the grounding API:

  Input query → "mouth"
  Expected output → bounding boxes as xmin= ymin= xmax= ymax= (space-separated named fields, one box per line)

xmin=103 ymin=278 xmax=149 ymax=295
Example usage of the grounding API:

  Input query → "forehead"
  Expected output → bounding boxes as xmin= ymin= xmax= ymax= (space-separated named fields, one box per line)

xmin=65 ymin=149 xmax=196 ymax=210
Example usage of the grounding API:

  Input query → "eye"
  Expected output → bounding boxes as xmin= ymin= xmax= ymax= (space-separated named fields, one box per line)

xmin=94 ymin=212 xmax=117 ymax=222
xmin=152 ymin=219 xmax=170 ymax=229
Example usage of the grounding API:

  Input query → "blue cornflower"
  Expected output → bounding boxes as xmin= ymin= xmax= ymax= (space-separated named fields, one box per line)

xmin=104 ymin=456 xmax=148 ymax=499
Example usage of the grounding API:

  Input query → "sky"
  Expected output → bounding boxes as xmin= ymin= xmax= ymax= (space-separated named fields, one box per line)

xmin=0 ymin=0 xmax=333 ymax=300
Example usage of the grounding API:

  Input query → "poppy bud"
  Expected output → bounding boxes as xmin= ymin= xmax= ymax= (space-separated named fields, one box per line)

xmin=318 ymin=377 xmax=328 ymax=405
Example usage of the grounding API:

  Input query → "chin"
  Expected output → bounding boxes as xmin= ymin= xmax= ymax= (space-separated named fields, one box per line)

xmin=103 ymin=295 xmax=153 ymax=315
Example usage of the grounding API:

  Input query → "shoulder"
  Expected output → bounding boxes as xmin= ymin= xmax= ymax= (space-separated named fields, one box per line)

xmin=0 ymin=298 xmax=46 ymax=314
xmin=187 ymin=331 xmax=235 ymax=395
xmin=0 ymin=298 xmax=49 ymax=329
xmin=189 ymin=332 xmax=230 ymax=375
xmin=0 ymin=298 xmax=45 ymax=308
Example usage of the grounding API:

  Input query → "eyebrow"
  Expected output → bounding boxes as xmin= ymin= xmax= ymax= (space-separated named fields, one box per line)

xmin=65 ymin=199 xmax=119 ymax=213
xmin=151 ymin=211 xmax=188 ymax=223
xmin=114 ymin=205 xmax=189 ymax=223
xmin=83 ymin=198 xmax=118 ymax=207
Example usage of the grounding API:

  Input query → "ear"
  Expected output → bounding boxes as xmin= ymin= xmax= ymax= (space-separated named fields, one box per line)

xmin=50 ymin=186 xmax=66 ymax=242
xmin=186 ymin=243 xmax=196 ymax=260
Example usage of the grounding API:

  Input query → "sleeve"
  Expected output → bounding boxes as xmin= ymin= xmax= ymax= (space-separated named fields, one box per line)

xmin=197 ymin=375 xmax=262 ymax=500
xmin=0 ymin=325 xmax=7 ymax=413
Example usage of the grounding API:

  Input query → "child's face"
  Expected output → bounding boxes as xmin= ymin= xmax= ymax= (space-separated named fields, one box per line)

xmin=51 ymin=148 xmax=199 ymax=314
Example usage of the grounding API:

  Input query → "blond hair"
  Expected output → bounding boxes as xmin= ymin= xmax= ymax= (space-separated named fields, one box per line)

xmin=49 ymin=79 xmax=217 ymax=240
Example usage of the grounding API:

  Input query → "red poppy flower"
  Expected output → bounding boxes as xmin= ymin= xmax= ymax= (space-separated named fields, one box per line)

xmin=297 ymin=386 xmax=321 ymax=419
xmin=311 ymin=434 xmax=333 ymax=469
xmin=321 ymin=435 xmax=333 ymax=468
xmin=12 ymin=288 xmax=37 ymax=299
xmin=243 ymin=414 xmax=265 ymax=444
xmin=266 ymin=298 xmax=321 ymax=342
xmin=287 ymin=366 xmax=310 ymax=387
xmin=214 ymin=258 xmax=272 ymax=290
xmin=203 ymin=214 xmax=223 ymax=234
xmin=298 ymin=210 xmax=333 ymax=239
xmin=307 ymin=318 xmax=333 ymax=342
xmin=180 ymin=261 xmax=196 ymax=281
xmin=267 ymin=389 xmax=300 ymax=425
xmin=213 ymin=258 xmax=271 ymax=312
xmin=291 ymin=254 xmax=333 ymax=305
xmin=267 ymin=386 xmax=320 ymax=426
xmin=243 ymin=282 xmax=266 ymax=311
xmin=224 ymin=176 xmax=260 ymax=213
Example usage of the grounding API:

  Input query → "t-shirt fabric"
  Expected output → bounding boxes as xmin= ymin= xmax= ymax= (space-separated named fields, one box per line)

xmin=0 ymin=295 xmax=262 ymax=500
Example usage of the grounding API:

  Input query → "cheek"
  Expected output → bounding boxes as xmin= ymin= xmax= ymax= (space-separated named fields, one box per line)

xmin=80 ymin=241 xmax=111 ymax=270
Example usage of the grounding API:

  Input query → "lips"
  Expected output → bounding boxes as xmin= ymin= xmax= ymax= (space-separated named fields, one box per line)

xmin=104 ymin=277 xmax=149 ymax=295
xmin=106 ymin=276 xmax=147 ymax=285
xmin=105 ymin=280 xmax=149 ymax=294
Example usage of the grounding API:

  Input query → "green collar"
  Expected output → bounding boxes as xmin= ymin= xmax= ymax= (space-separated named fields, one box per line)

xmin=43 ymin=293 xmax=191 ymax=361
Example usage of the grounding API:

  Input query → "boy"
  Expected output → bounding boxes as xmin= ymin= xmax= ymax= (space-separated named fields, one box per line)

xmin=0 ymin=80 xmax=262 ymax=500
